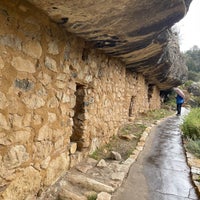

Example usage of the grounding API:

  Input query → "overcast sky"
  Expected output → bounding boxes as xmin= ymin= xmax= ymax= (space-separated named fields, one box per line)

xmin=175 ymin=0 xmax=200 ymax=52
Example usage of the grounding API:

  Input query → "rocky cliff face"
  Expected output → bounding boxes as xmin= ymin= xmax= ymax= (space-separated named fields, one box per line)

xmin=27 ymin=0 xmax=192 ymax=89
xmin=0 ymin=0 xmax=193 ymax=199
xmin=0 ymin=1 xmax=162 ymax=198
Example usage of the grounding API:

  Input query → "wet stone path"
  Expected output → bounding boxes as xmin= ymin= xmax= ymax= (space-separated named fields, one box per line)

xmin=112 ymin=110 xmax=200 ymax=200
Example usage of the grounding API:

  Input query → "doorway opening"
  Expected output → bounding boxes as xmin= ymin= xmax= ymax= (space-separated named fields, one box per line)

xmin=70 ymin=83 xmax=85 ymax=151
xmin=148 ymin=84 xmax=154 ymax=102
xmin=129 ymin=96 xmax=135 ymax=117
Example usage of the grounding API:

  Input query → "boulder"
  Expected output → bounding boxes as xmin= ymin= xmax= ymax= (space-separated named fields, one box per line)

xmin=110 ymin=151 xmax=122 ymax=161
xmin=188 ymin=82 xmax=200 ymax=96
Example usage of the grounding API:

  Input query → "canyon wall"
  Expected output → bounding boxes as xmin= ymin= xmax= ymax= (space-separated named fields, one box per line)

xmin=0 ymin=1 xmax=161 ymax=199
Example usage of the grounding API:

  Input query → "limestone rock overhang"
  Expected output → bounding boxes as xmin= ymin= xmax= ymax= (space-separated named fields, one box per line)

xmin=26 ymin=0 xmax=192 ymax=90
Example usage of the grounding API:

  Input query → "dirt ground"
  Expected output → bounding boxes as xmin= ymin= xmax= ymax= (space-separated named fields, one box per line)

xmin=90 ymin=109 xmax=173 ymax=161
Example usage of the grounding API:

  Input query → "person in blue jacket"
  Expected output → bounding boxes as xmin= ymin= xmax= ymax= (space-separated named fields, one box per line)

xmin=176 ymin=94 xmax=184 ymax=116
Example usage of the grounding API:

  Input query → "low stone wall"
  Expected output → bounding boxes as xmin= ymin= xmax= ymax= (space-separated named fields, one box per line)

xmin=186 ymin=152 xmax=200 ymax=195
xmin=0 ymin=1 xmax=161 ymax=199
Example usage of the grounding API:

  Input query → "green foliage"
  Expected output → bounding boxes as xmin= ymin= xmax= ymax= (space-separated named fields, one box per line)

xmin=163 ymin=96 xmax=176 ymax=109
xmin=87 ymin=194 xmax=97 ymax=200
xmin=145 ymin=109 xmax=173 ymax=120
xmin=183 ymin=46 xmax=200 ymax=83
xmin=184 ymin=80 xmax=193 ymax=88
xmin=192 ymin=96 xmax=200 ymax=107
xmin=185 ymin=139 xmax=200 ymax=158
xmin=90 ymin=150 xmax=100 ymax=160
xmin=182 ymin=108 xmax=200 ymax=140
xmin=160 ymin=90 xmax=177 ymax=110
xmin=188 ymin=71 xmax=200 ymax=82
xmin=184 ymin=46 xmax=200 ymax=73
xmin=182 ymin=108 xmax=200 ymax=158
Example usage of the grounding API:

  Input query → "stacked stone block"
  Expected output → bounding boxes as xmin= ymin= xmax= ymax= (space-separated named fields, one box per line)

xmin=0 ymin=1 xmax=161 ymax=199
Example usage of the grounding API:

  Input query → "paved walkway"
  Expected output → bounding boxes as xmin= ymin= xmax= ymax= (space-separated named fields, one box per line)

xmin=112 ymin=109 xmax=200 ymax=200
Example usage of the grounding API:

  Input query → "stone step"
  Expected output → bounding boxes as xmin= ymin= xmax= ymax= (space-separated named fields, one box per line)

xmin=57 ymin=179 xmax=88 ymax=200
xmin=67 ymin=173 xmax=115 ymax=193
xmin=58 ymin=188 xmax=87 ymax=200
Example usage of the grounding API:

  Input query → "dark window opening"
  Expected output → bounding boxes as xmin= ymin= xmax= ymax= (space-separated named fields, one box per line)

xmin=82 ymin=48 xmax=89 ymax=62
xmin=70 ymin=83 xmax=85 ymax=151
xmin=129 ymin=96 xmax=135 ymax=117
xmin=148 ymin=84 xmax=154 ymax=102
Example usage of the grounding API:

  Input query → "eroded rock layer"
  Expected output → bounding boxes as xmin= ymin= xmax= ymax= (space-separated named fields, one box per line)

xmin=0 ymin=1 xmax=162 ymax=199
xmin=0 ymin=0 xmax=192 ymax=199
xmin=26 ymin=0 xmax=191 ymax=89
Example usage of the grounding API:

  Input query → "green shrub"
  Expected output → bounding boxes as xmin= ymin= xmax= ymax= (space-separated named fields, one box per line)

xmin=184 ymin=80 xmax=194 ymax=88
xmin=162 ymin=97 xmax=176 ymax=110
xmin=145 ymin=109 xmax=173 ymax=120
xmin=188 ymin=71 xmax=200 ymax=82
xmin=182 ymin=108 xmax=200 ymax=140
xmin=193 ymin=96 xmax=200 ymax=107
xmin=87 ymin=194 xmax=97 ymax=200
xmin=186 ymin=139 xmax=200 ymax=158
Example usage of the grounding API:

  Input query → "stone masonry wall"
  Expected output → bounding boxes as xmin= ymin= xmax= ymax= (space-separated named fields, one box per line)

xmin=124 ymin=71 xmax=161 ymax=119
xmin=0 ymin=1 xmax=161 ymax=199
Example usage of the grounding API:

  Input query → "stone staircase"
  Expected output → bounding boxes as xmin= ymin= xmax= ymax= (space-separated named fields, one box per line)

xmin=38 ymin=158 xmax=130 ymax=200
xmin=37 ymin=126 xmax=153 ymax=200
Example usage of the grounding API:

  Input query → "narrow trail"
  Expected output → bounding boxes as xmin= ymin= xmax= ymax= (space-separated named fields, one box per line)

xmin=112 ymin=109 xmax=200 ymax=200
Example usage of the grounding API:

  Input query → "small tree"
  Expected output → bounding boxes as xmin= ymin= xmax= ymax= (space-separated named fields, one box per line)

xmin=185 ymin=46 xmax=200 ymax=74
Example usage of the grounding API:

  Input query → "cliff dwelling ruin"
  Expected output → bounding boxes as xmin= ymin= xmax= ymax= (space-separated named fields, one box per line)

xmin=0 ymin=0 xmax=191 ymax=199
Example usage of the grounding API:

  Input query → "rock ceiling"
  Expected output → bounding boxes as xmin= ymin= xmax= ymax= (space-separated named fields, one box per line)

xmin=26 ymin=0 xmax=192 ymax=89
